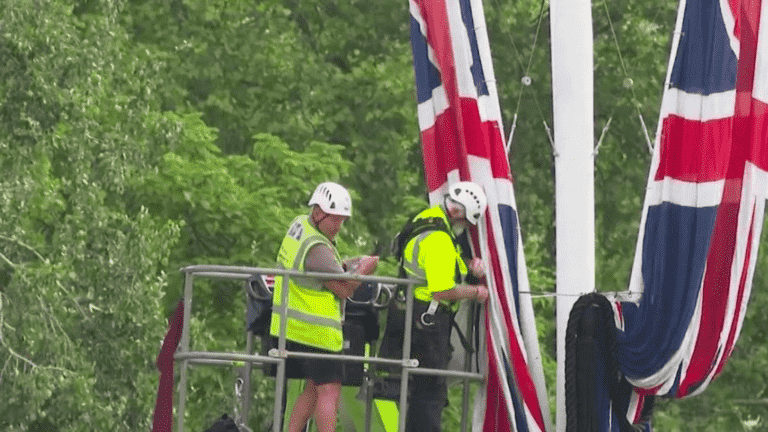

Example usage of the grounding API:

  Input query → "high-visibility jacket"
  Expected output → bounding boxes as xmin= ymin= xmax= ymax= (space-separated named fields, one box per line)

xmin=270 ymin=215 xmax=343 ymax=352
xmin=402 ymin=206 xmax=467 ymax=309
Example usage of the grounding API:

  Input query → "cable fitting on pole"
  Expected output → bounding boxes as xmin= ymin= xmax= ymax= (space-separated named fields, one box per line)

xmin=543 ymin=121 xmax=557 ymax=157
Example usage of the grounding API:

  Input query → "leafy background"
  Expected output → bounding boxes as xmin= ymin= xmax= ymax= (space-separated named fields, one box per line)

xmin=0 ymin=0 xmax=765 ymax=430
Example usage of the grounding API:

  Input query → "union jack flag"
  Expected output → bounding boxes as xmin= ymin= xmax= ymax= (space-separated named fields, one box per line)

xmin=409 ymin=0 xmax=551 ymax=431
xmin=614 ymin=0 xmax=768 ymax=425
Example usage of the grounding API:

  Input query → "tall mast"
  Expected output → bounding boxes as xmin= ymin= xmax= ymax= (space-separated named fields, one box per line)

xmin=549 ymin=0 xmax=595 ymax=430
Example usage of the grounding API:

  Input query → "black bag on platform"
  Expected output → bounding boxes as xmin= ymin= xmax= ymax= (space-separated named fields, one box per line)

xmin=204 ymin=414 xmax=240 ymax=432
xmin=245 ymin=275 xmax=272 ymax=336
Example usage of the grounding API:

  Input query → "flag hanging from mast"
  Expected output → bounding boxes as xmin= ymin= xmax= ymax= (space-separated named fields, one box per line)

xmin=565 ymin=0 xmax=767 ymax=428
xmin=621 ymin=0 xmax=767 ymax=409
xmin=408 ymin=0 xmax=551 ymax=430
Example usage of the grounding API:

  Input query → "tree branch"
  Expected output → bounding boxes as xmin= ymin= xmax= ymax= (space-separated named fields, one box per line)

xmin=0 ymin=235 xmax=47 ymax=263
xmin=0 ymin=293 xmax=74 ymax=377
xmin=0 ymin=252 xmax=14 ymax=269
xmin=0 ymin=353 xmax=13 ymax=382
xmin=56 ymin=281 xmax=90 ymax=321
xmin=0 ymin=294 xmax=36 ymax=369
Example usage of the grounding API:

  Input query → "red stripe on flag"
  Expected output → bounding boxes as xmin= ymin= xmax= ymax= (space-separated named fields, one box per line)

xmin=728 ymin=0 xmax=741 ymax=39
xmin=421 ymin=113 xmax=462 ymax=191
xmin=457 ymin=98 xmax=512 ymax=181
xmin=484 ymin=312 xmax=514 ymax=432
xmin=654 ymin=115 xmax=733 ymax=182
xmin=713 ymin=203 xmax=756 ymax=378
xmin=457 ymin=98 xmax=491 ymax=160
xmin=677 ymin=168 xmax=740 ymax=397
xmin=748 ymin=99 xmax=768 ymax=170
xmin=478 ymin=216 xmax=546 ymax=431
xmin=631 ymin=395 xmax=646 ymax=424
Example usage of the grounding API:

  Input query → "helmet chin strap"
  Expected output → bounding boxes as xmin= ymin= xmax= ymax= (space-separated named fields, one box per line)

xmin=311 ymin=211 xmax=338 ymax=244
xmin=312 ymin=212 xmax=330 ymax=227
xmin=444 ymin=196 xmax=468 ymax=225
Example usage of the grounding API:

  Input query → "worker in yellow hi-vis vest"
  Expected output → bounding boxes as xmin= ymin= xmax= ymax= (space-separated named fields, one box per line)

xmin=379 ymin=181 xmax=490 ymax=432
xmin=270 ymin=182 xmax=378 ymax=432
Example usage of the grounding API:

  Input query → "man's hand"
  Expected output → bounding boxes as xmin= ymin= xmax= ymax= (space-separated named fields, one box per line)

xmin=333 ymin=256 xmax=379 ymax=298
xmin=346 ymin=255 xmax=379 ymax=276
xmin=475 ymin=285 xmax=489 ymax=303
xmin=468 ymin=257 xmax=485 ymax=279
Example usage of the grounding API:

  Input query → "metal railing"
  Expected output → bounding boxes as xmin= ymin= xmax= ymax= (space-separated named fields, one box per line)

xmin=176 ymin=264 xmax=484 ymax=432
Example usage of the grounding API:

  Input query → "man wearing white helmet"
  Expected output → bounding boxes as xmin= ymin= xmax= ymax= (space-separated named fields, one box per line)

xmin=270 ymin=182 xmax=378 ymax=432
xmin=380 ymin=180 xmax=489 ymax=432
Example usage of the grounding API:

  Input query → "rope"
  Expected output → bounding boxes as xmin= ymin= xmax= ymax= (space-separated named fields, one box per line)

xmin=511 ymin=0 xmax=548 ymax=116
xmin=638 ymin=112 xmax=654 ymax=154
xmin=505 ymin=113 xmax=518 ymax=155
xmin=517 ymin=290 xmax=642 ymax=298
xmin=600 ymin=0 xmax=655 ymax=155
xmin=594 ymin=117 xmax=613 ymax=156
xmin=488 ymin=0 xmax=551 ymax=152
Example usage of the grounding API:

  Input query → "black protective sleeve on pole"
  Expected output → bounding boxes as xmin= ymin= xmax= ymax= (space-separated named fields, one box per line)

xmin=565 ymin=293 xmax=653 ymax=432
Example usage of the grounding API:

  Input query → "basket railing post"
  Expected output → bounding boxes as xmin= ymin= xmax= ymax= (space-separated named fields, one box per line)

xmin=460 ymin=303 xmax=477 ymax=432
xmin=244 ymin=327 xmax=253 ymax=425
xmin=177 ymin=271 xmax=194 ymax=432
xmin=398 ymin=281 xmax=416 ymax=432
xmin=272 ymin=271 xmax=291 ymax=432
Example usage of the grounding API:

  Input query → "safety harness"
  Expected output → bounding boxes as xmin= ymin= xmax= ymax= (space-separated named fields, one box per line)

xmin=390 ymin=211 xmax=474 ymax=353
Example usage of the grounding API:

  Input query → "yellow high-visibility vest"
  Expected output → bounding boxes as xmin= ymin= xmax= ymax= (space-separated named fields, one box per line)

xmin=402 ymin=206 xmax=467 ymax=308
xmin=270 ymin=215 xmax=343 ymax=352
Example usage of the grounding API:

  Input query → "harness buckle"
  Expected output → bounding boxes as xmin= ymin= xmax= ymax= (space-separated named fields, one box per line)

xmin=419 ymin=300 xmax=440 ymax=326
xmin=372 ymin=283 xmax=396 ymax=309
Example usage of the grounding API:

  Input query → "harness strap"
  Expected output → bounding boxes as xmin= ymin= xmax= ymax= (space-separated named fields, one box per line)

xmin=451 ymin=315 xmax=474 ymax=354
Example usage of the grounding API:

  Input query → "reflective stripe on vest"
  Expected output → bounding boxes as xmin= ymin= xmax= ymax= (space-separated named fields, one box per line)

xmin=270 ymin=215 xmax=343 ymax=352
xmin=404 ymin=231 xmax=432 ymax=280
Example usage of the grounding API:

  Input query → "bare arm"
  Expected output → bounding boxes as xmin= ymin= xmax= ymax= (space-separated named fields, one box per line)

xmin=324 ymin=279 xmax=359 ymax=300
xmin=432 ymin=284 xmax=489 ymax=302
xmin=305 ymin=244 xmax=378 ymax=299
xmin=326 ymin=256 xmax=378 ymax=298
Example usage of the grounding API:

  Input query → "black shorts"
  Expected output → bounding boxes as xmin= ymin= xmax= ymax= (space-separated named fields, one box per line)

xmin=275 ymin=338 xmax=343 ymax=385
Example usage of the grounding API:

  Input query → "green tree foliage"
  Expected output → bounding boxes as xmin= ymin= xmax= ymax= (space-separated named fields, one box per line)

xmin=1 ymin=0 xmax=766 ymax=430
xmin=0 ymin=1 xmax=180 ymax=429
xmin=134 ymin=113 xmax=356 ymax=286
xmin=122 ymin=0 xmax=428 ymax=250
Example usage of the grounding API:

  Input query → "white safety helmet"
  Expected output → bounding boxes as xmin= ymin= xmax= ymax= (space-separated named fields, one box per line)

xmin=308 ymin=182 xmax=352 ymax=216
xmin=448 ymin=181 xmax=487 ymax=225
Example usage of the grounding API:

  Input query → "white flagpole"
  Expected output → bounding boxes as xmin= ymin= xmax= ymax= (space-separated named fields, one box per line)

xmin=549 ymin=0 xmax=596 ymax=430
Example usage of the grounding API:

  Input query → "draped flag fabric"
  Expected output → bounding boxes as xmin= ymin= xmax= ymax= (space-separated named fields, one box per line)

xmin=566 ymin=0 xmax=767 ymax=428
xmin=152 ymin=300 xmax=185 ymax=432
xmin=408 ymin=0 xmax=551 ymax=431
